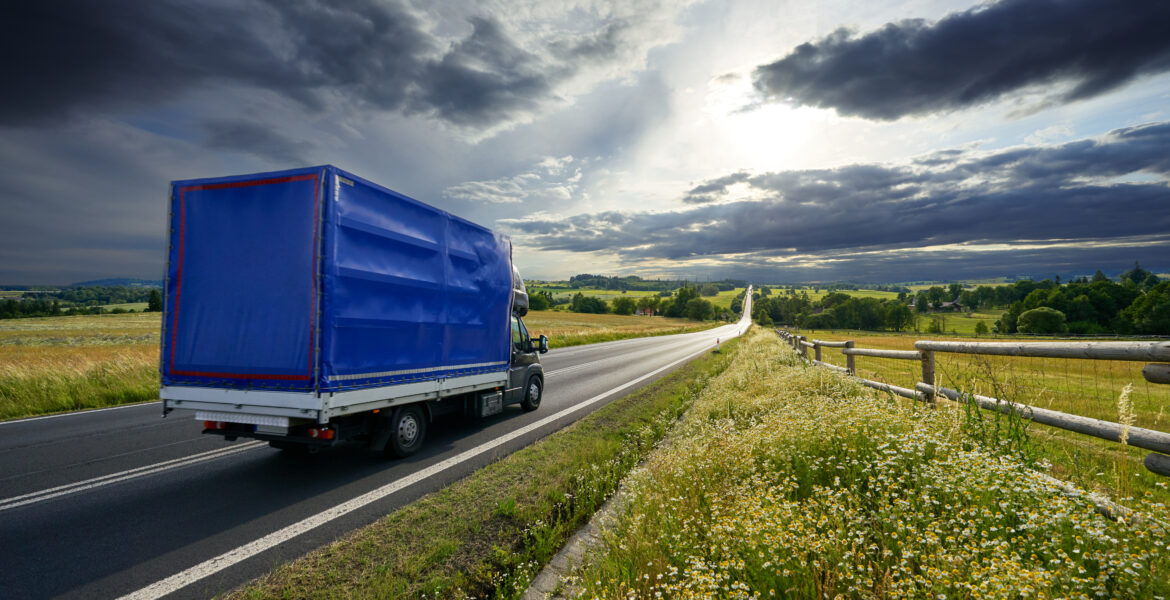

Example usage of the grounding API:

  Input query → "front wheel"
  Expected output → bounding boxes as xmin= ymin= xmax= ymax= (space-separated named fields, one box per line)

xmin=385 ymin=405 xmax=428 ymax=458
xmin=521 ymin=376 xmax=542 ymax=412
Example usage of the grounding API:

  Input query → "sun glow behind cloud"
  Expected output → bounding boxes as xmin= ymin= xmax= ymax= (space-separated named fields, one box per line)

xmin=702 ymin=73 xmax=832 ymax=176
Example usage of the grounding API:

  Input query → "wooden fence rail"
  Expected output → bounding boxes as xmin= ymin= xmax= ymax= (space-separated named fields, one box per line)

xmin=775 ymin=328 xmax=1170 ymax=477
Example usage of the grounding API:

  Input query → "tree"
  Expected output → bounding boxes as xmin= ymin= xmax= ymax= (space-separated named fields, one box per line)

xmin=1017 ymin=307 xmax=1068 ymax=334
xmin=800 ymin=312 xmax=835 ymax=329
xmin=699 ymin=283 xmax=720 ymax=297
xmin=1121 ymin=282 xmax=1170 ymax=334
xmin=147 ymin=289 xmax=162 ymax=312
xmin=995 ymin=301 xmax=1024 ymax=334
xmin=570 ymin=293 xmax=608 ymax=314
xmin=974 ymin=321 xmax=989 ymax=336
xmin=684 ymin=298 xmax=713 ymax=321
xmin=611 ymin=296 xmax=636 ymax=315
xmin=1091 ymin=270 xmax=1110 ymax=283
xmin=884 ymin=302 xmax=913 ymax=332
xmin=1121 ymin=261 xmax=1151 ymax=287
xmin=915 ymin=294 xmax=929 ymax=314
xmin=528 ymin=291 xmax=551 ymax=311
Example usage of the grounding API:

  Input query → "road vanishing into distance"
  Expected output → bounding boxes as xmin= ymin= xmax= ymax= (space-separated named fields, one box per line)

xmin=0 ymin=305 xmax=750 ymax=600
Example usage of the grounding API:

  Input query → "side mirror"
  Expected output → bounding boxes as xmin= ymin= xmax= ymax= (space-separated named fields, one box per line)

xmin=538 ymin=335 xmax=549 ymax=354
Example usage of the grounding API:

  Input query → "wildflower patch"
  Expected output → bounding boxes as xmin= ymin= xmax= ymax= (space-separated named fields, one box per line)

xmin=569 ymin=328 xmax=1169 ymax=599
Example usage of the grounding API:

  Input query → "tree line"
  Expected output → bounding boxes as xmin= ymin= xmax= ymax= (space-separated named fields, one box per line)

xmin=746 ymin=289 xmax=916 ymax=332
xmin=0 ymin=287 xmax=162 ymax=319
xmin=744 ymin=263 xmax=1168 ymax=335
xmin=532 ymin=284 xmax=735 ymax=322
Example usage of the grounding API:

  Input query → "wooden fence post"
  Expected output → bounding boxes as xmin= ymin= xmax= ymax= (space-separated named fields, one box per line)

xmin=845 ymin=340 xmax=855 ymax=375
xmin=814 ymin=341 xmax=822 ymax=362
xmin=921 ymin=349 xmax=936 ymax=405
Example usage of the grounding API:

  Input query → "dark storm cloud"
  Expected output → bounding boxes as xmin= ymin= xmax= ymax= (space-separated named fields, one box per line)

xmin=502 ymin=122 xmax=1170 ymax=272
xmin=682 ymin=171 xmax=751 ymax=204
xmin=203 ymin=120 xmax=308 ymax=164
xmin=417 ymin=17 xmax=549 ymax=126
xmin=653 ymin=239 xmax=1170 ymax=283
xmin=752 ymin=0 xmax=1170 ymax=120
xmin=0 ymin=0 xmax=623 ymax=130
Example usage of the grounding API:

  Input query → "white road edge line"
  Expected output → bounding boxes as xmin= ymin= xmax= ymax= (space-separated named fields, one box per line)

xmin=117 ymin=331 xmax=741 ymax=600
xmin=0 ymin=401 xmax=162 ymax=426
xmin=0 ymin=441 xmax=266 ymax=512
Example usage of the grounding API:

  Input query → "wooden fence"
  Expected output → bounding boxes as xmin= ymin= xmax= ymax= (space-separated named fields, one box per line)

xmin=776 ymin=329 xmax=1170 ymax=477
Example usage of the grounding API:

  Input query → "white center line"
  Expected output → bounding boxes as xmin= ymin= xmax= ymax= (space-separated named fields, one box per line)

xmin=0 ymin=441 xmax=266 ymax=512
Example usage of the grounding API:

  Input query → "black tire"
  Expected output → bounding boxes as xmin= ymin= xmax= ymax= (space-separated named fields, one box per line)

xmin=386 ymin=405 xmax=428 ymax=458
xmin=521 ymin=376 xmax=542 ymax=412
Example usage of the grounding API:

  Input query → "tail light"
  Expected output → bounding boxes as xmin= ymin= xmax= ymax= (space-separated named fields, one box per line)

xmin=203 ymin=420 xmax=227 ymax=430
xmin=308 ymin=427 xmax=335 ymax=440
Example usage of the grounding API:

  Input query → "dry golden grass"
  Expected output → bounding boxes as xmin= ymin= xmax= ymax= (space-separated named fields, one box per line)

xmin=524 ymin=310 xmax=718 ymax=347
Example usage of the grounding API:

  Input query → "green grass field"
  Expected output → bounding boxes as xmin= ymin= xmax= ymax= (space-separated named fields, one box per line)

xmin=566 ymin=328 xmax=1169 ymax=598
xmin=784 ymin=328 xmax=1170 ymax=503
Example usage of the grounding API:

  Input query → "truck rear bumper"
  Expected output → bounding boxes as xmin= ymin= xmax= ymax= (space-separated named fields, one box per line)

xmin=161 ymin=371 xmax=508 ymax=425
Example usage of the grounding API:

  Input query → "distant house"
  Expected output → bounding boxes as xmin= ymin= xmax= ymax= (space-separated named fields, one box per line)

xmin=937 ymin=298 xmax=963 ymax=312
xmin=636 ymin=308 xmax=656 ymax=316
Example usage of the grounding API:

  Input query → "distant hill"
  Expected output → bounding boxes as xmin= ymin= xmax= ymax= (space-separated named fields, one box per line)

xmin=70 ymin=278 xmax=162 ymax=288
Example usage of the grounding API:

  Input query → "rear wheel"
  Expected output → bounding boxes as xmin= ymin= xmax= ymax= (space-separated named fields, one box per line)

xmin=521 ymin=376 xmax=542 ymax=412
xmin=386 ymin=405 xmax=427 ymax=457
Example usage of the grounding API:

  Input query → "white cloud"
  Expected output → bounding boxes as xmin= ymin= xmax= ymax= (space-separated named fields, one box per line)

xmin=444 ymin=156 xmax=583 ymax=204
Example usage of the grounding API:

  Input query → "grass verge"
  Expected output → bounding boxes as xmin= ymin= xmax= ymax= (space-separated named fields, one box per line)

xmin=567 ymin=328 xmax=1169 ymax=598
xmin=226 ymin=334 xmax=742 ymax=599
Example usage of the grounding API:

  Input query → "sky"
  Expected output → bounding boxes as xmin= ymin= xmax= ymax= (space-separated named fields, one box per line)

xmin=2 ymin=0 xmax=1169 ymax=285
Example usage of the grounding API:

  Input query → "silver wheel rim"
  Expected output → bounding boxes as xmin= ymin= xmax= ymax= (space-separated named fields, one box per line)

xmin=527 ymin=382 xmax=540 ymax=404
xmin=398 ymin=414 xmax=419 ymax=446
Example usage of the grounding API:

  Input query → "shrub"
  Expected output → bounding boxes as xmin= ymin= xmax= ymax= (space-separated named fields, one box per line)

xmin=1017 ymin=307 xmax=1068 ymax=334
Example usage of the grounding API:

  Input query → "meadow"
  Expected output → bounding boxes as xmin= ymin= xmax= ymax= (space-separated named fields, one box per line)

xmin=788 ymin=328 xmax=1170 ymax=502
xmin=528 ymin=285 xmax=749 ymax=310
xmin=0 ymin=313 xmax=161 ymax=420
xmin=0 ymin=310 xmax=716 ymax=421
xmin=565 ymin=328 xmax=1170 ymax=598
xmin=524 ymin=310 xmax=718 ymax=348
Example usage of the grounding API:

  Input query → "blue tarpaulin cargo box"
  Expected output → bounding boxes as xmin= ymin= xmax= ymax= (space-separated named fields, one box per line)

xmin=161 ymin=166 xmax=514 ymax=394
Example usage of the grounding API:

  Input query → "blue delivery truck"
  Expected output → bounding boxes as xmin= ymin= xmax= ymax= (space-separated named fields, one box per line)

xmin=159 ymin=165 xmax=547 ymax=456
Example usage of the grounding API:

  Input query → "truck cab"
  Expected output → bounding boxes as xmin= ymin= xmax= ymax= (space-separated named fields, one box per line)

xmin=505 ymin=269 xmax=546 ymax=411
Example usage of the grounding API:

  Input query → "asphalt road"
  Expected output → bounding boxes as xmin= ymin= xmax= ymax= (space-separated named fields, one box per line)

xmin=0 ymin=304 xmax=749 ymax=600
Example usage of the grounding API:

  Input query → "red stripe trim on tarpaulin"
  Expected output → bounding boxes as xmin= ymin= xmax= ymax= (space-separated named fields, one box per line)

xmin=169 ymin=172 xmax=321 ymax=381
